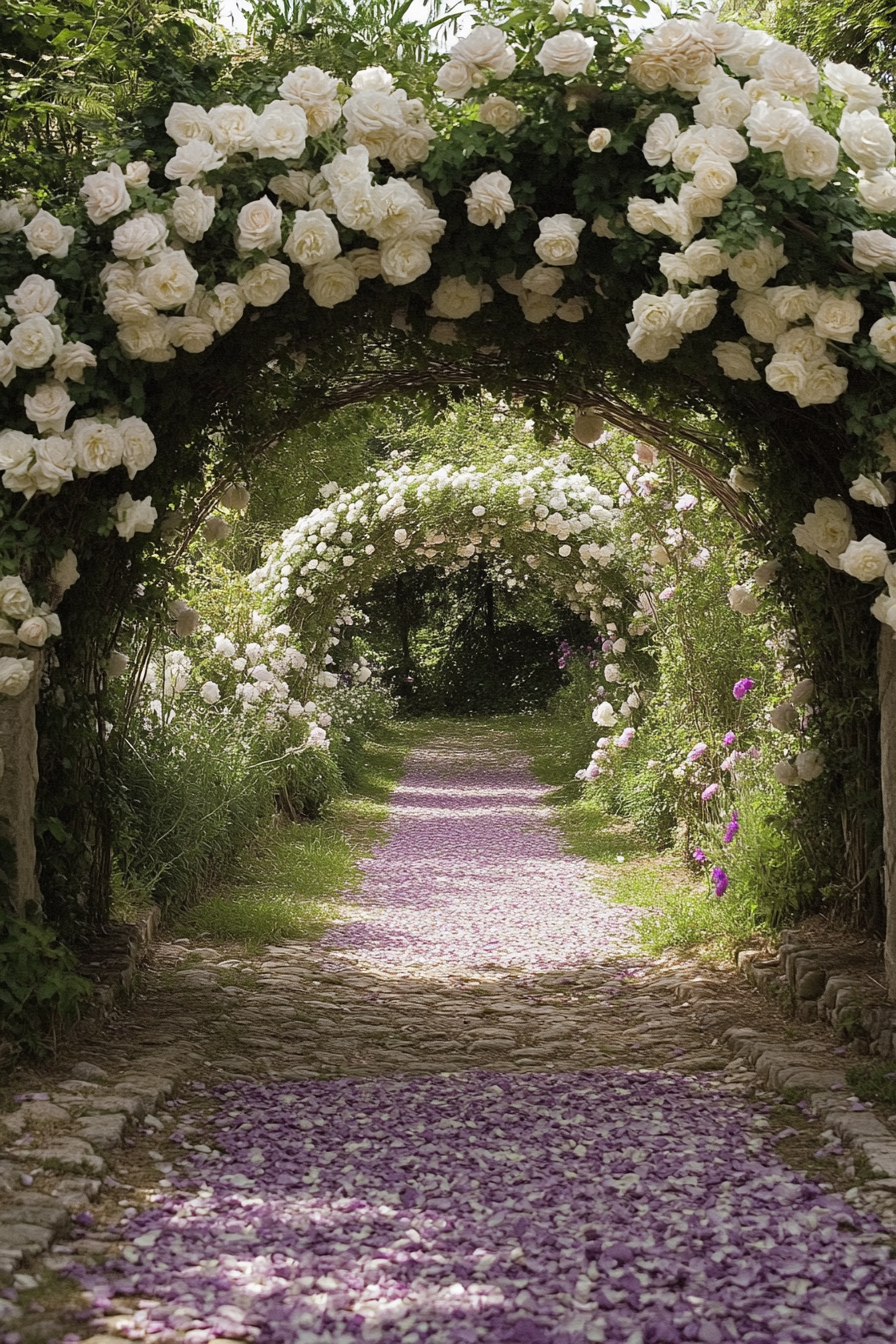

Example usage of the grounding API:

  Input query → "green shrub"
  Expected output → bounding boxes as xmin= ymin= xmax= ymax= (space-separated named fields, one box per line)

xmin=0 ymin=912 xmax=92 ymax=1056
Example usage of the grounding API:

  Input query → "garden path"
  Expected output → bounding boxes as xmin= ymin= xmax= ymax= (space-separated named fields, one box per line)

xmin=4 ymin=729 xmax=896 ymax=1344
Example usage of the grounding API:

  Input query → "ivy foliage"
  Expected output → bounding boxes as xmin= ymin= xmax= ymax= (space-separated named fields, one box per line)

xmin=0 ymin=906 xmax=92 ymax=1055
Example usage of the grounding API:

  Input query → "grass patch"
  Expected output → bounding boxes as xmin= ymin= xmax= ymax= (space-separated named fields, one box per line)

xmin=845 ymin=1060 xmax=896 ymax=1107
xmin=171 ymin=727 xmax=418 ymax=950
xmin=502 ymin=711 xmax=764 ymax=957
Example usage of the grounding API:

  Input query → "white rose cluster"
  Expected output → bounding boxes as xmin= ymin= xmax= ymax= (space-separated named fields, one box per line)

xmin=623 ymin=19 xmax=896 ymax=409
xmin=436 ymin=25 xmax=516 ymax=101
xmin=0 ymin=574 xmax=62 ymax=695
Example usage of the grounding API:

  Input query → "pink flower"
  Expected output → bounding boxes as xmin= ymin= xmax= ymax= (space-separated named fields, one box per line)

xmin=615 ymin=727 xmax=635 ymax=748
xmin=687 ymin=742 xmax=708 ymax=763
xmin=675 ymin=493 xmax=698 ymax=512
xmin=701 ymin=783 xmax=720 ymax=801
xmin=732 ymin=677 xmax=755 ymax=700
xmin=723 ymin=731 xmax=736 ymax=745
xmin=658 ymin=587 xmax=676 ymax=601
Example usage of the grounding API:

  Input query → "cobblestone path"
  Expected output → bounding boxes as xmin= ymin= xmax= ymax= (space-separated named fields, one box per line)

xmin=3 ymin=731 xmax=896 ymax=1344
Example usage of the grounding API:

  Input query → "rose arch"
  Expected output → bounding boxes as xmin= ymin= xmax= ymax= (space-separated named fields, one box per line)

xmin=5 ymin=5 xmax=896 ymax=985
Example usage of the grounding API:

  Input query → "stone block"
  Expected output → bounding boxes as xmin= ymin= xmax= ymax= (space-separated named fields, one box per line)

xmin=794 ymin=1000 xmax=818 ymax=1023
xmin=859 ymin=1141 xmax=896 ymax=1179
xmin=75 ymin=1113 xmax=128 ymax=1149
xmin=821 ymin=975 xmax=861 ymax=1010
xmin=70 ymin=1062 xmax=110 ymax=1082
xmin=0 ymin=1192 xmax=68 ymax=1233
xmin=28 ymin=1139 xmax=105 ymax=1175
xmin=795 ymin=966 xmax=827 ymax=999
xmin=0 ymin=1222 xmax=53 ymax=1254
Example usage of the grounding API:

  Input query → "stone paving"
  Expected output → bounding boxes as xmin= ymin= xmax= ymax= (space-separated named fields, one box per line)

xmin=2 ymin=731 xmax=896 ymax=1342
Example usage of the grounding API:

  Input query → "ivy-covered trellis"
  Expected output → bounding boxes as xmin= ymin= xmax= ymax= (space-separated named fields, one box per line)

xmin=4 ymin=3 xmax=896 ymax=989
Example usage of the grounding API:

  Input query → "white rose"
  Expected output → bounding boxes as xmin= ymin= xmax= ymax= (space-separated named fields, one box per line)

xmin=730 ymin=465 xmax=760 ymax=491
xmin=429 ymin=320 xmax=458 ymax=344
xmin=207 ymin=102 xmax=259 ymax=155
xmin=466 ymin=171 xmax=514 ymax=228
xmin=535 ymin=213 xmax=585 ymax=266
xmin=631 ymin=291 xmax=682 ymax=336
xmin=111 ymin=211 xmax=168 ymax=260
xmin=268 ymin=170 xmax=313 ymax=206
xmin=824 ymin=60 xmax=885 ymax=111
xmin=124 ymin=160 xmax=150 ymax=185
xmin=795 ymin=749 xmax=824 ymax=782
xmin=23 ymin=380 xmax=74 ymax=434
xmin=0 ymin=200 xmax=25 ymax=233
xmin=694 ymin=73 xmax=751 ymax=129
xmin=572 ymin=410 xmax=604 ymax=445
xmin=627 ymin=197 xmax=664 ymax=235
xmin=116 ymin=315 xmax=172 ymax=361
xmin=379 ymin=236 xmax=432 ymax=286
xmin=79 ymin=162 xmax=131 ymax=223
xmin=588 ymin=128 xmax=612 ymax=153
xmin=0 ymin=576 xmax=33 ymax=620
xmin=757 ymin=42 xmax=818 ymax=99
xmin=0 ymin=657 xmax=34 ymax=698
xmin=205 ymin=282 xmax=245 ymax=334
xmin=812 ymin=293 xmax=862 ymax=342
xmin=592 ymin=701 xmax=617 ymax=727
xmin=351 ymin=66 xmax=394 ymax=93
xmin=478 ymin=95 xmax=522 ymax=133
xmin=238 ymin=259 xmax=291 ymax=307
xmin=792 ymin=497 xmax=855 ymax=561
xmin=115 ymin=416 xmax=157 ymax=480
xmin=691 ymin=152 xmax=738 ymax=200
xmin=753 ymin=559 xmax=780 ymax=587
xmin=684 ymin=238 xmax=727 ymax=279
xmin=676 ymin=287 xmax=718 ymax=333
xmin=6 ymin=274 xmax=59 ymax=318
xmin=165 ymin=102 xmax=213 ymax=145
xmin=728 ymin=584 xmax=759 ymax=614
xmin=278 ymin=67 xmax=341 ymax=137
xmin=536 ymin=32 xmax=595 ymax=77
xmin=773 ymin=759 xmax=800 ymax=786
xmin=870 ymin=315 xmax=896 ymax=362
xmin=773 ymin=325 xmax=827 ymax=361
xmin=112 ymin=493 xmax=157 ymax=540
xmin=713 ymin=341 xmax=761 ymax=381
xmin=254 ymin=100 xmax=308 ymax=160
xmin=102 ymin=268 xmax=157 ymax=324
xmin=658 ymin=252 xmax=695 ymax=285
xmin=303 ymin=258 xmax=359 ymax=308
xmin=136 ymin=249 xmax=198 ymax=309
xmin=727 ymin=239 xmax=787 ymax=290
xmin=723 ymin=28 xmax=775 ymax=77
xmin=671 ymin=126 xmax=712 ymax=173
xmin=643 ymin=113 xmax=680 ymax=167
xmin=769 ymin=700 xmax=799 ymax=732
xmin=798 ymin=360 xmax=849 ymax=406
xmin=203 ymin=516 xmax=230 ymax=541
xmin=732 ymin=291 xmax=787 ymax=342
xmin=520 ymin=264 xmax=564 ymax=296
xmin=766 ymin=284 xmax=819 ymax=322
xmin=236 ymin=196 xmax=283 ymax=254
xmin=781 ymin=125 xmax=840 ymax=187
xmin=50 ymin=550 xmax=79 ymax=596
xmin=745 ymin=102 xmax=810 ymax=153
xmin=839 ymin=109 xmax=895 ymax=171
xmin=849 ymin=474 xmax=896 ymax=508
xmin=0 ymin=431 xmax=36 ymax=497
xmin=703 ymin=126 xmax=749 ymax=163
xmin=30 ymin=436 xmax=75 ymax=495
xmin=872 ymin=591 xmax=896 ymax=630
xmin=17 ymin=616 xmax=49 ymax=648
xmin=200 ymin=680 xmax=221 ymax=704
xmin=0 ymin=344 xmax=15 ymax=387
xmin=284 ymin=209 xmax=341 ymax=266
xmin=852 ymin=228 xmax=896 ymax=272
xmin=8 ymin=314 xmax=62 ymax=369
xmin=858 ymin=170 xmax=896 ymax=213
xmin=764 ymin=351 xmax=812 ymax=402
xmin=22 ymin=209 xmax=74 ymax=260
xmin=164 ymin=140 xmax=225 ymax=184
xmin=346 ymin=248 xmax=381 ymax=280
xmin=428 ymin=276 xmax=492 ymax=320
xmin=452 ymin=24 xmax=516 ymax=77
xmin=839 ymin=534 xmax=890 ymax=582
xmin=73 ymin=419 xmax=124 ymax=473
xmin=435 ymin=59 xmax=475 ymax=100
xmin=626 ymin=322 xmax=681 ymax=361
xmin=678 ymin=184 xmax=723 ymax=220
xmin=171 ymin=185 xmax=216 ymax=242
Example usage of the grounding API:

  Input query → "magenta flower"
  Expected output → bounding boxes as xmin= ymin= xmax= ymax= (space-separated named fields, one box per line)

xmin=723 ymin=731 xmax=736 ymax=745
xmin=692 ymin=848 xmax=706 ymax=863
xmin=711 ymin=865 xmax=729 ymax=897
xmin=723 ymin=810 xmax=739 ymax=844
xmin=732 ymin=678 xmax=755 ymax=700
xmin=687 ymin=741 xmax=708 ymax=763
xmin=701 ymin=783 xmax=720 ymax=801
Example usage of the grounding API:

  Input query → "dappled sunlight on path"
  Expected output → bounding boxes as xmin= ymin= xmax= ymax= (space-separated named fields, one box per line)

xmin=326 ymin=734 xmax=642 ymax=975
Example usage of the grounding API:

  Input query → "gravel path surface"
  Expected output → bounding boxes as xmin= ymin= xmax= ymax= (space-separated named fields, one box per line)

xmin=3 ymin=730 xmax=896 ymax=1344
